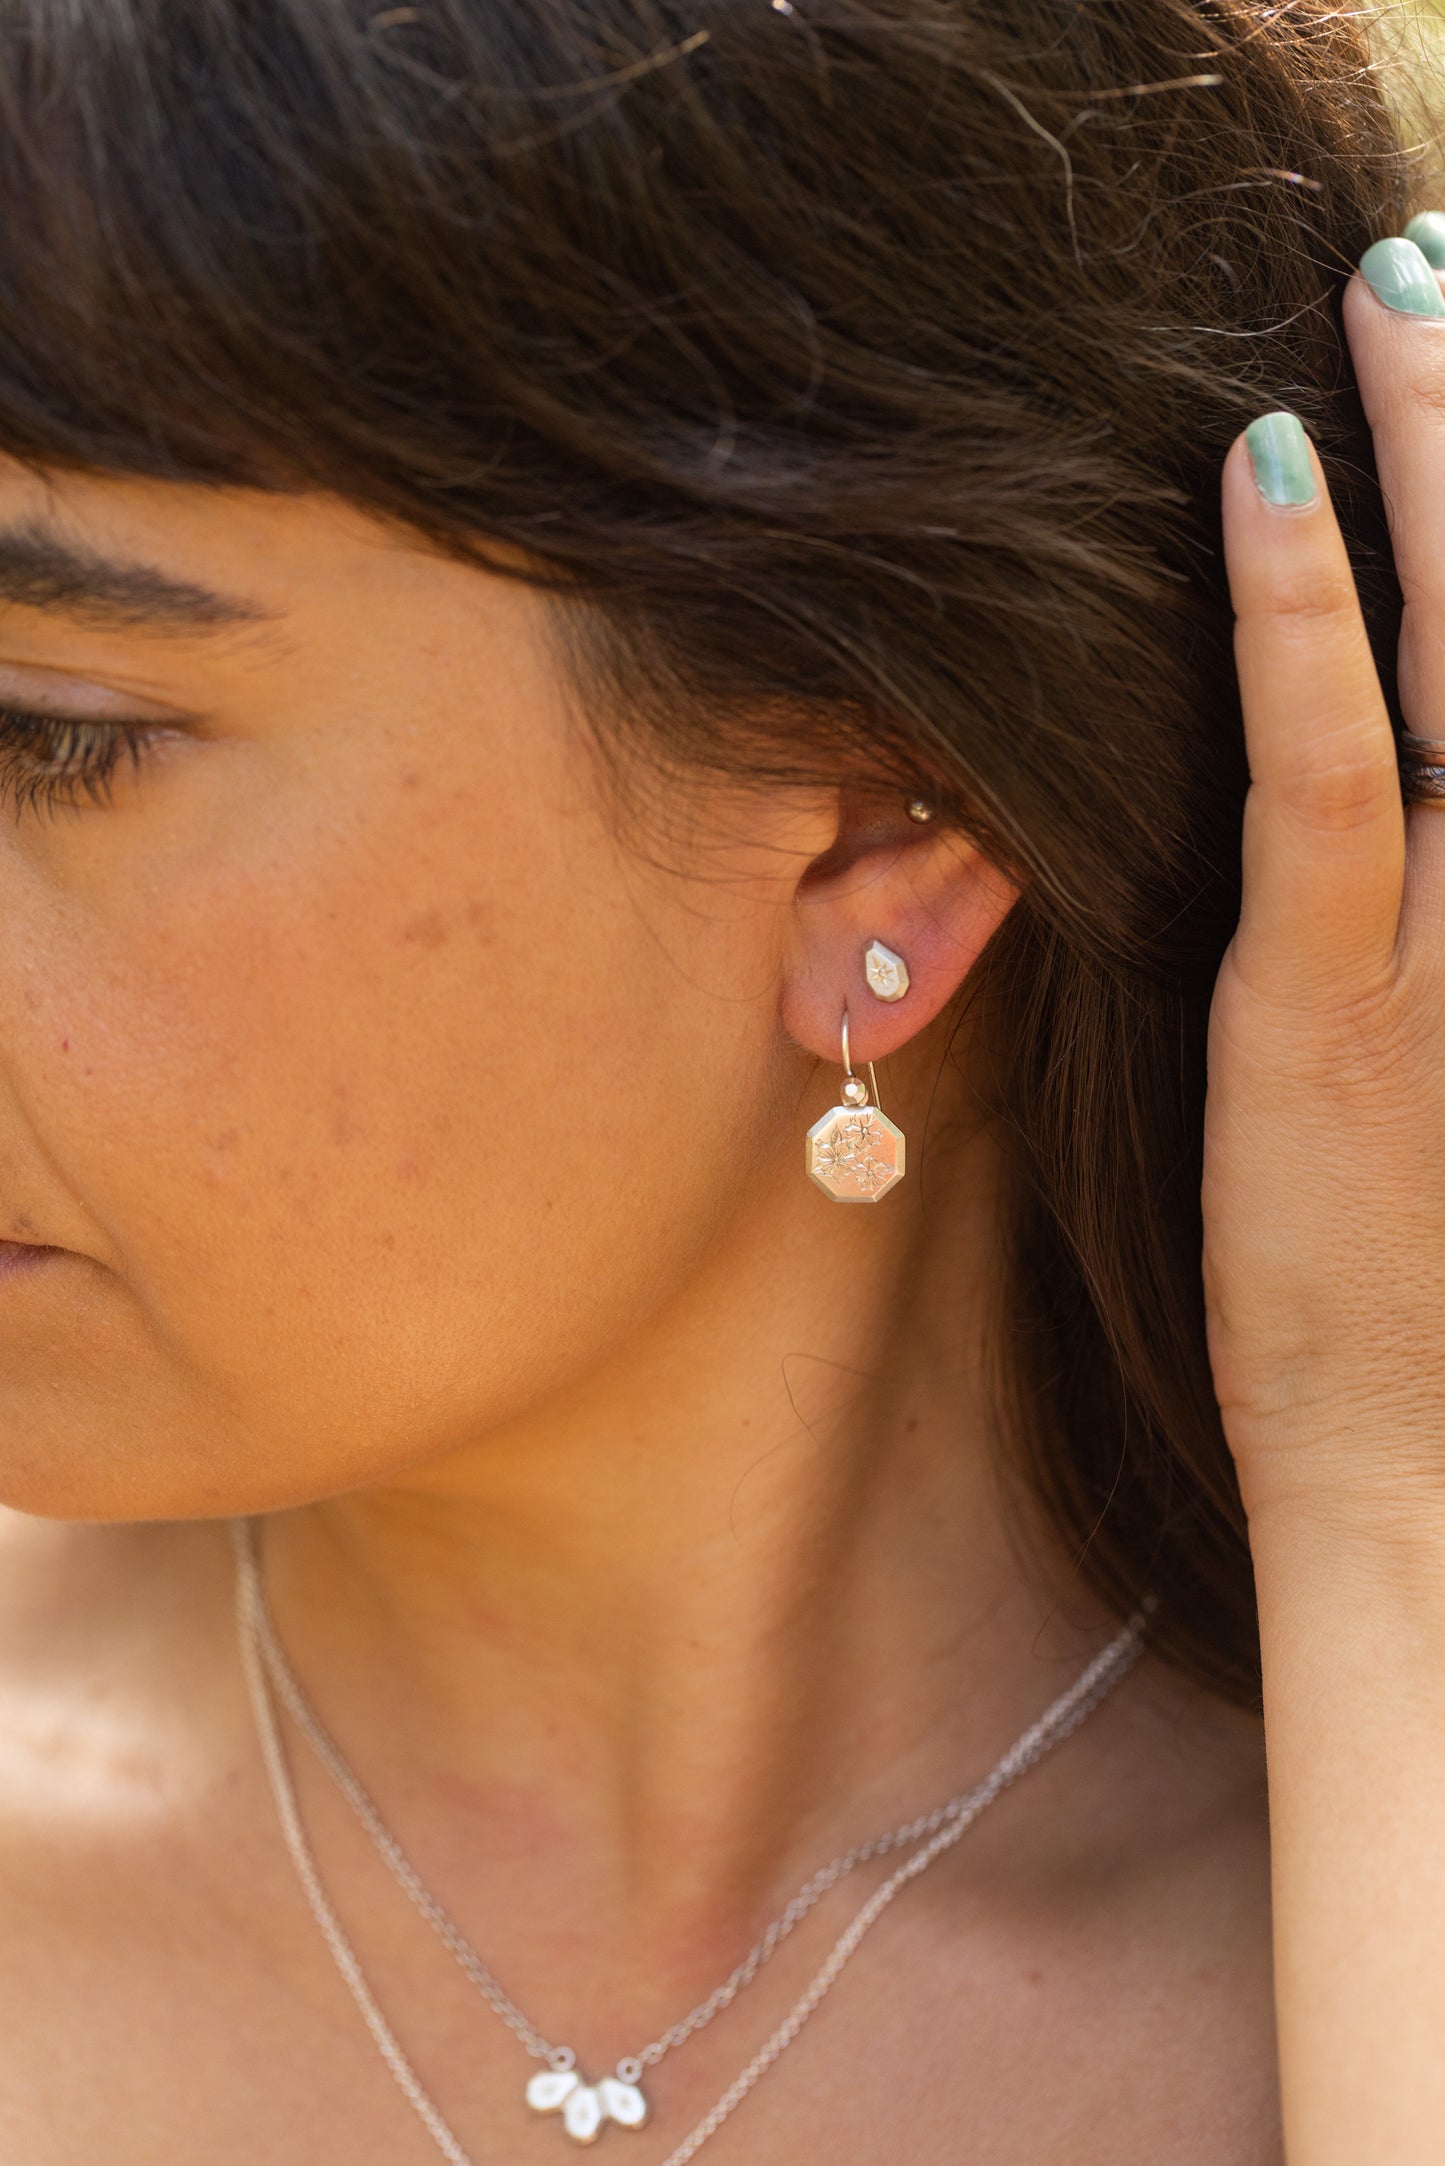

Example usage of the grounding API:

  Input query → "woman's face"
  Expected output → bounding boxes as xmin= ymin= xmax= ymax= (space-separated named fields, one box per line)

xmin=0 ymin=461 xmax=858 ymax=1519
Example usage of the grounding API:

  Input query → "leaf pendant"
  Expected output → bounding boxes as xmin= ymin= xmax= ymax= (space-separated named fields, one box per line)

xmin=525 ymin=2067 xmax=651 ymax=2145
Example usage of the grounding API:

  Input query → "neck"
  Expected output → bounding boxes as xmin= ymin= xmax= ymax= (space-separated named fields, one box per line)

xmin=258 ymin=1115 xmax=1119 ymax=1987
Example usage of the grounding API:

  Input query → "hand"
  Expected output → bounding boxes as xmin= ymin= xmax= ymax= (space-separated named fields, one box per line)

xmin=1204 ymin=229 xmax=1445 ymax=1535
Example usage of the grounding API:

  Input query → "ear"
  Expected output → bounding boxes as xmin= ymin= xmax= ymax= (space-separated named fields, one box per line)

xmin=781 ymin=785 xmax=1021 ymax=1065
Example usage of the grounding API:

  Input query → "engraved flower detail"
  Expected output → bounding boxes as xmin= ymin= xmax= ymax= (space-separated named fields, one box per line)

xmin=814 ymin=1111 xmax=897 ymax=1193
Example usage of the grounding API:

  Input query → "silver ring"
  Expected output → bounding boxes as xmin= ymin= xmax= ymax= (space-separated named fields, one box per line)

xmin=1400 ymin=732 xmax=1445 ymax=804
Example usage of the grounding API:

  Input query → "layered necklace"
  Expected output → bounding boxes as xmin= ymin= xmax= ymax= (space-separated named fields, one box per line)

xmin=232 ymin=1518 xmax=1150 ymax=2162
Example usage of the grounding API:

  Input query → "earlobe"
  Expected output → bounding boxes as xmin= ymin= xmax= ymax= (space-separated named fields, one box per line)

xmin=782 ymin=793 xmax=1020 ymax=1067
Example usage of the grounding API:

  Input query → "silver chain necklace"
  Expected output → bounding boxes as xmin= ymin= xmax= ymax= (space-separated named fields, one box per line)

xmin=233 ymin=1517 xmax=1149 ymax=2162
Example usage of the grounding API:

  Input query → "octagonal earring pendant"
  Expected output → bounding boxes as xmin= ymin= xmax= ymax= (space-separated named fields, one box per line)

xmin=805 ymin=1010 xmax=906 ymax=1204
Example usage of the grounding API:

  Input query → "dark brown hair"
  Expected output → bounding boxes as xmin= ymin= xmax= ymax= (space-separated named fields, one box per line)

xmin=0 ymin=0 xmax=1427 ymax=1700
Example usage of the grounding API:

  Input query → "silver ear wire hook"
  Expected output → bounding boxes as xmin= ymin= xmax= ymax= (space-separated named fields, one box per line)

xmin=840 ymin=1009 xmax=883 ymax=1113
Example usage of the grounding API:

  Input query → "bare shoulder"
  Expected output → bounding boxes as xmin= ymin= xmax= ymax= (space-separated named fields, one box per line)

xmin=917 ymin=1652 xmax=1279 ymax=2166
xmin=0 ymin=1512 xmax=238 ymax=1829
xmin=0 ymin=1515 xmax=309 ymax=2164
xmin=1068 ymin=1660 xmax=1278 ymax=2165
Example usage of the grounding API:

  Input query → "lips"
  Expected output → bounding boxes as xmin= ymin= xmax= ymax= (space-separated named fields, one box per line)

xmin=0 ymin=1238 xmax=59 ymax=1276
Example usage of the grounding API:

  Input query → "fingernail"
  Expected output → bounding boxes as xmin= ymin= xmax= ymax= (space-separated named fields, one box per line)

xmin=1244 ymin=411 xmax=1317 ymax=507
xmin=1359 ymin=235 xmax=1445 ymax=317
xmin=1404 ymin=211 xmax=1445 ymax=270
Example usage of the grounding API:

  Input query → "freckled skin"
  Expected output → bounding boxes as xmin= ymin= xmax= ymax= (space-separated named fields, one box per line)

xmin=399 ymin=910 xmax=450 ymax=950
xmin=0 ymin=461 xmax=1006 ymax=1523
xmin=0 ymin=470 xmax=818 ymax=1515
xmin=0 ymin=459 xmax=1280 ymax=2166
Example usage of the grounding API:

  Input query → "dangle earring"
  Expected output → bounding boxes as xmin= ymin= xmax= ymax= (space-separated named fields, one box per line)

xmin=805 ymin=1010 xmax=906 ymax=1203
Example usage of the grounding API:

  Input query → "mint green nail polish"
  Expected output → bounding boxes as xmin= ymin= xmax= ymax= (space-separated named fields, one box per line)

xmin=1244 ymin=411 xmax=1316 ymax=507
xmin=1405 ymin=212 xmax=1445 ymax=271
xmin=1359 ymin=235 xmax=1445 ymax=317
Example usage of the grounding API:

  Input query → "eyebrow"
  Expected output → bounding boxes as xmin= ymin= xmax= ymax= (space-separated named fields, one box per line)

xmin=0 ymin=523 xmax=275 ymax=631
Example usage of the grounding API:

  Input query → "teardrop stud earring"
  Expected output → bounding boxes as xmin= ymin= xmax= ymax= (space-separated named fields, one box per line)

xmin=864 ymin=939 xmax=909 ymax=1002
xmin=805 ymin=1010 xmax=907 ymax=1203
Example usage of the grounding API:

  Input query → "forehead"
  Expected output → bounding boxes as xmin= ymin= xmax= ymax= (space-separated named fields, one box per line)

xmin=0 ymin=459 xmax=442 ymax=632
xmin=0 ymin=457 xmax=573 ymax=740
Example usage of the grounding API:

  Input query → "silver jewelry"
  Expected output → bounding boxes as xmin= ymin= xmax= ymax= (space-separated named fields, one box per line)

xmin=1399 ymin=731 xmax=1445 ymax=804
xmin=804 ymin=1010 xmax=906 ymax=1203
xmin=905 ymin=798 xmax=934 ymax=823
xmin=863 ymin=939 xmax=909 ymax=1003
xmin=234 ymin=1519 xmax=1149 ymax=2161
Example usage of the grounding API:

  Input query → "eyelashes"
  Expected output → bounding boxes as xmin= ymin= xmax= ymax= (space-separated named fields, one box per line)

xmin=0 ymin=708 xmax=165 ymax=816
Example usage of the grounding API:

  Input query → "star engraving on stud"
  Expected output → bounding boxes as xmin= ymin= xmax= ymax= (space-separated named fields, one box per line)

xmin=863 ymin=940 xmax=909 ymax=1003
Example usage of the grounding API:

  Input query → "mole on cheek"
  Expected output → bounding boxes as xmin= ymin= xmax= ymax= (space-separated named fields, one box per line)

xmin=399 ymin=911 xmax=449 ymax=950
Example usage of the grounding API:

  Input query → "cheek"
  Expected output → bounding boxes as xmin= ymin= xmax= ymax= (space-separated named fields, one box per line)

xmin=3 ymin=769 xmax=778 ymax=1509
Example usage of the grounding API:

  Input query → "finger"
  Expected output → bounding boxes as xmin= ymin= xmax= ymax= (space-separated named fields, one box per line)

xmin=1223 ymin=412 xmax=1403 ymax=1004
xmin=1342 ymin=237 xmax=1445 ymax=960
